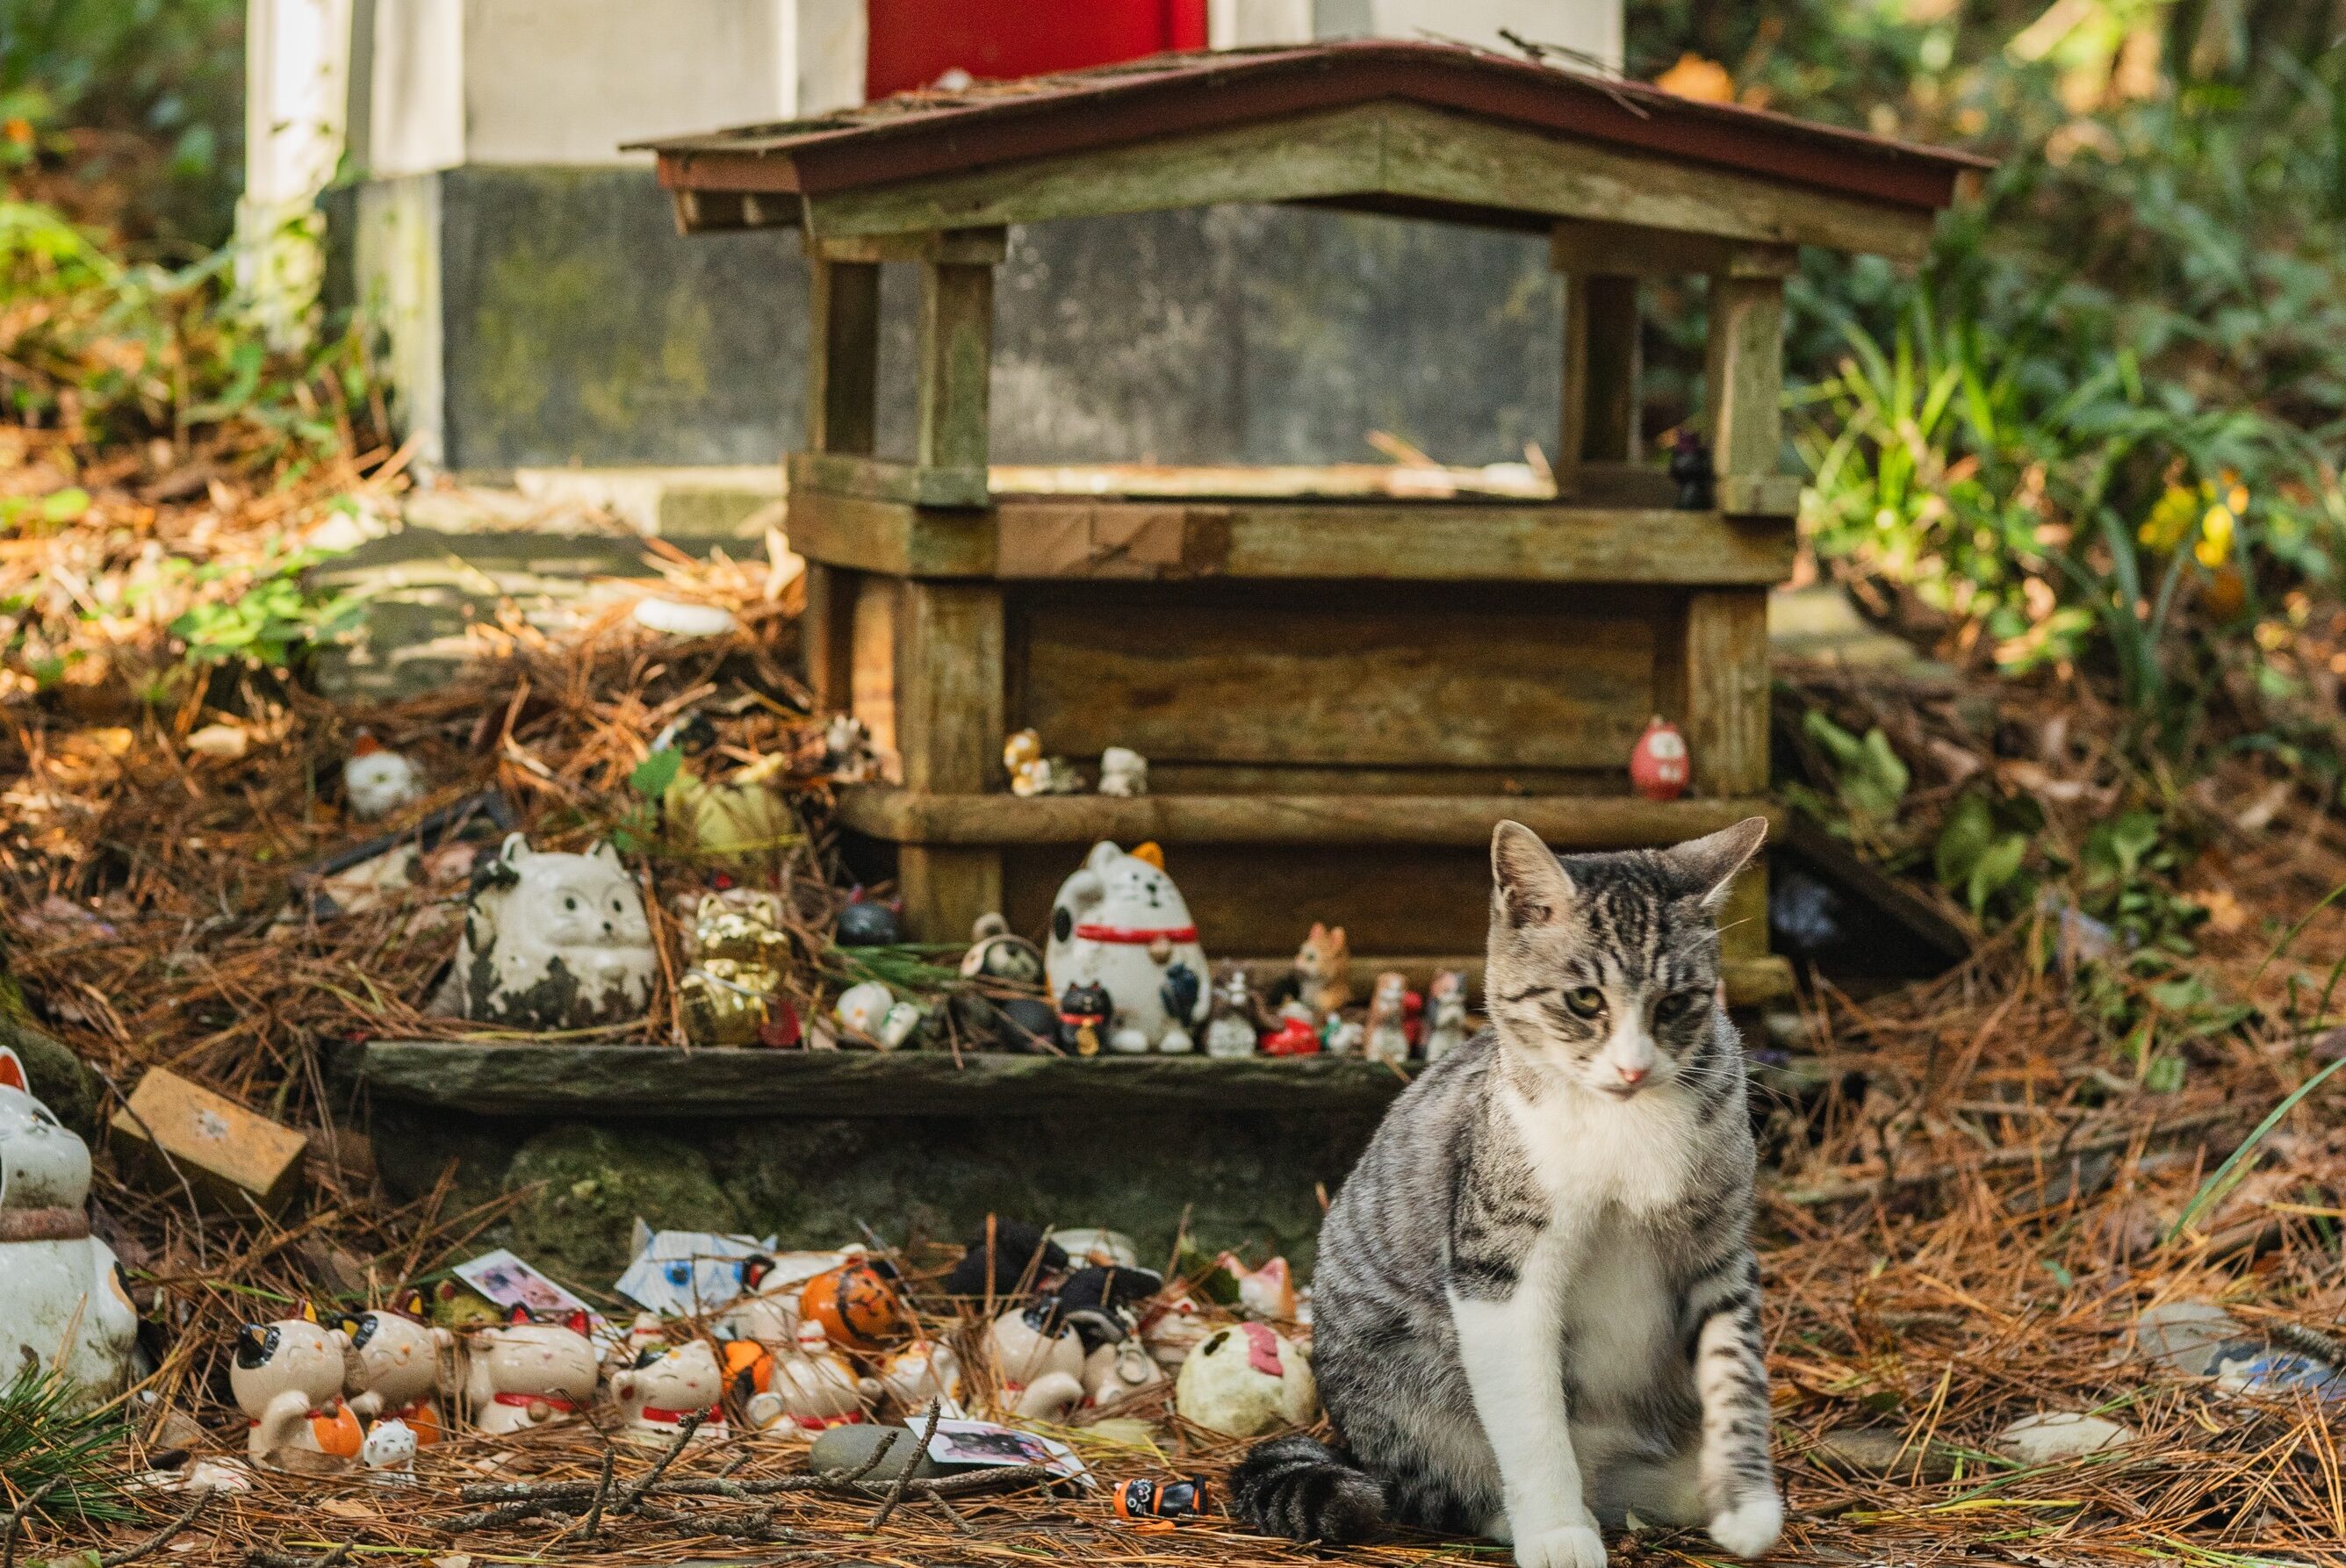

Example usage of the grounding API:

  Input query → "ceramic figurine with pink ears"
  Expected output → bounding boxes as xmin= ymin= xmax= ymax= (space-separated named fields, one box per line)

xmin=611 ymin=1339 xmax=728 ymax=1443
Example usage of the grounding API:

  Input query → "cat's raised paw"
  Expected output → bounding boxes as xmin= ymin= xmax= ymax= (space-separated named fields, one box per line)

xmin=1707 ymin=1492 xmax=1782 ymax=1558
xmin=1514 ymin=1523 xmax=1608 ymax=1568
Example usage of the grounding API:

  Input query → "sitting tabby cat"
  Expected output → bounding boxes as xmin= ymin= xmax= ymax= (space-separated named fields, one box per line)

xmin=1233 ymin=818 xmax=1780 ymax=1568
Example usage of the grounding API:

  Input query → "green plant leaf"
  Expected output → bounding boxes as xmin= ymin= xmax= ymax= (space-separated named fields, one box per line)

xmin=629 ymin=747 xmax=685 ymax=798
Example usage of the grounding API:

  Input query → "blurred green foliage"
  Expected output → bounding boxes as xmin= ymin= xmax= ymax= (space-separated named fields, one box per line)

xmin=0 ymin=0 xmax=246 ymax=247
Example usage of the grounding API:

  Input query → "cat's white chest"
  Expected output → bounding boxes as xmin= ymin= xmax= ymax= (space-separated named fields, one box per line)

xmin=1505 ymin=1084 xmax=1702 ymax=1215
xmin=1558 ymin=1219 xmax=1673 ymax=1401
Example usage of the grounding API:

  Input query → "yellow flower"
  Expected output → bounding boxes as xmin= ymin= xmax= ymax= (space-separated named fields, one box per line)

xmin=2195 ymin=502 xmax=2234 ymax=568
xmin=2138 ymin=484 xmax=2198 ymax=552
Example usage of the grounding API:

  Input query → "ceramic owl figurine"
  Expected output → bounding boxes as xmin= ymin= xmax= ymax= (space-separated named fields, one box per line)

xmin=436 ymin=835 xmax=655 ymax=1029
xmin=0 ymin=1047 xmax=139 ymax=1411
xmin=1044 ymin=842 xmax=1209 ymax=1054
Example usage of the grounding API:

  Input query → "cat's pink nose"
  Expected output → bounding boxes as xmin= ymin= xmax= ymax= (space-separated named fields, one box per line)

xmin=1616 ymin=1064 xmax=1648 ymax=1086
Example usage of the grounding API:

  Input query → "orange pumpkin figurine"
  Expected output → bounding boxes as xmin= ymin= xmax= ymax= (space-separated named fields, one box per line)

xmin=797 ymin=1256 xmax=911 ymax=1352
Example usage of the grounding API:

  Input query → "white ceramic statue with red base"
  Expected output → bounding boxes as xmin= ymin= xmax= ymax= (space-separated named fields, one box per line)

xmin=0 ymin=1047 xmax=139 ymax=1411
xmin=1044 ymin=841 xmax=1209 ymax=1054
xmin=611 ymin=1339 xmax=727 ymax=1443
xmin=463 ymin=1311 xmax=601 ymax=1435
xmin=744 ymin=1320 xmax=873 ymax=1437
xmin=231 ymin=1311 xmax=363 ymax=1466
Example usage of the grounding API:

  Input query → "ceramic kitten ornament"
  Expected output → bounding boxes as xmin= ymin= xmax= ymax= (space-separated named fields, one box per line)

xmin=611 ymin=1340 xmax=726 ymax=1442
xmin=1203 ymin=964 xmax=1262 ymax=1058
xmin=438 ymin=835 xmax=654 ymax=1029
xmin=1292 ymin=923 xmax=1352 ymax=1016
xmin=0 ymin=1047 xmax=139 ymax=1410
xmin=1422 ymin=968 xmax=1468 ymax=1061
xmin=1174 ymin=1321 xmax=1317 ymax=1437
xmin=231 ymin=1311 xmax=363 ymax=1467
xmin=462 ymin=1311 xmax=601 ymax=1435
xmin=359 ymin=1418 xmax=418 ymax=1481
xmin=877 ymin=1341 xmax=963 ymax=1413
xmin=1097 ymin=746 xmax=1149 ymax=797
xmin=987 ymin=1306 xmax=1087 ymax=1421
xmin=744 ymin=1321 xmax=872 ymax=1436
xmin=1363 ymin=970 xmax=1411 ymax=1064
xmin=1083 ymin=1337 xmax=1168 ymax=1410
xmin=1045 ymin=841 xmax=1209 ymax=1054
xmin=344 ymin=1298 xmax=454 ymax=1443
xmin=344 ymin=733 xmax=425 ymax=820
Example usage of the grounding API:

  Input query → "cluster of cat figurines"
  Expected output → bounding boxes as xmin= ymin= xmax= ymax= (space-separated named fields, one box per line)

xmin=1043 ymin=841 xmax=1471 ymax=1060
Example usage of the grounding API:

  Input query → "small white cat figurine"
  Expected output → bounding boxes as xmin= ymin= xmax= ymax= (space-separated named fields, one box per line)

xmin=435 ymin=834 xmax=655 ymax=1029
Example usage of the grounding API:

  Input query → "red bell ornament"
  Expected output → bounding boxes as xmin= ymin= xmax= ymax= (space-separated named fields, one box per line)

xmin=1629 ymin=716 xmax=1691 ymax=801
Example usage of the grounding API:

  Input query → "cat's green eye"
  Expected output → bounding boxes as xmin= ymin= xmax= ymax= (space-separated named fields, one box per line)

xmin=1563 ymin=986 xmax=1606 ymax=1018
xmin=1653 ymin=990 xmax=1702 ymax=1023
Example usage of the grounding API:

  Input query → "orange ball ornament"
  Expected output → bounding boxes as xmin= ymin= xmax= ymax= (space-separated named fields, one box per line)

xmin=797 ymin=1260 xmax=911 ymax=1352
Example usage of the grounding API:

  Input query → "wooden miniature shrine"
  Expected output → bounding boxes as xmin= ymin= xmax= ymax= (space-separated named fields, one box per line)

xmin=642 ymin=42 xmax=1982 ymax=1003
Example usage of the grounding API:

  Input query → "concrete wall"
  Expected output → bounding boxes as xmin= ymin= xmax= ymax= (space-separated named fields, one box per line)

xmin=342 ymin=167 xmax=1562 ymax=473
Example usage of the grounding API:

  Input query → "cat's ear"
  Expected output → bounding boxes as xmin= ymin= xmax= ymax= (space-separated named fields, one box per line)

xmin=1491 ymin=821 xmax=1574 ymax=927
xmin=1664 ymin=816 xmax=1768 ymax=912
xmin=498 ymin=832 xmax=531 ymax=867
xmin=587 ymin=839 xmax=622 ymax=866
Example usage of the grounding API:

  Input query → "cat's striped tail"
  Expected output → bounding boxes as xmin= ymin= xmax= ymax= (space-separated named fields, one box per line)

xmin=1228 ymin=1434 xmax=1388 ymax=1543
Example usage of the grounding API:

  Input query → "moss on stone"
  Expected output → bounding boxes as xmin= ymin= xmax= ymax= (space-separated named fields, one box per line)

xmin=0 ymin=1014 xmax=99 ymax=1137
xmin=504 ymin=1123 xmax=743 ymax=1283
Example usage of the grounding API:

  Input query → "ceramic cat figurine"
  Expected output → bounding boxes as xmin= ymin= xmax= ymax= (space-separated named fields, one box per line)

xmin=1232 ymin=819 xmax=1781 ymax=1568
xmin=1364 ymin=970 xmax=1412 ymax=1064
xmin=463 ymin=1312 xmax=601 ymax=1435
xmin=1045 ymin=841 xmax=1209 ymax=1054
xmin=744 ymin=1321 xmax=873 ymax=1436
xmin=1293 ymin=923 xmax=1353 ymax=1017
xmin=611 ymin=1340 xmax=726 ymax=1442
xmin=1204 ymin=963 xmax=1263 ymax=1059
xmin=1424 ymin=969 xmax=1470 ymax=1062
xmin=435 ymin=835 xmax=654 ymax=1029
xmin=232 ymin=1311 xmax=363 ymax=1467
xmin=0 ymin=1047 xmax=140 ymax=1411
xmin=344 ymin=1298 xmax=454 ymax=1444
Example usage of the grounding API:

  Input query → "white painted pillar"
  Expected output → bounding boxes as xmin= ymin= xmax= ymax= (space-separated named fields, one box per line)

xmin=240 ymin=0 xmax=355 ymax=346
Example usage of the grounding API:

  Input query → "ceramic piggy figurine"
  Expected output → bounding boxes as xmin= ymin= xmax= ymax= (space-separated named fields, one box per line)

xmin=745 ymin=1321 xmax=873 ymax=1436
xmin=1174 ymin=1321 xmax=1317 ymax=1438
xmin=0 ymin=1047 xmax=139 ymax=1410
xmin=231 ymin=1311 xmax=363 ymax=1467
xmin=1364 ymin=970 xmax=1412 ymax=1064
xmin=1045 ymin=842 xmax=1209 ymax=1054
xmin=986 ymin=1305 xmax=1086 ymax=1421
xmin=345 ymin=1298 xmax=454 ymax=1443
xmin=611 ymin=1340 xmax=726 ymax=1442
xmin=1423 ymin=969 xmax=1469 ymax=1061
xmin=463 ymin=1312 xmax=601 ymax=1435
xmin=437 ymin=835 xmax=654 ymax=1029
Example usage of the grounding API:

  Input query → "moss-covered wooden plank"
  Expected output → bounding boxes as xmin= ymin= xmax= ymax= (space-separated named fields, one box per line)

xmin=832 ymin=788 xmax=1783 ymax=848
xmin=342 ymin=1040 xmax=1416 ymax=1118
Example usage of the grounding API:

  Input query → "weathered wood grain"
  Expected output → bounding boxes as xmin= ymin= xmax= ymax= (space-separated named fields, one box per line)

xmin=801 ymin=562 xmax=856 ymax=712
xmin=805 ymin=258 xmax=879 ymax=456
xmin=786 ymin=492 xmax=1796 ymax=586
xmin=1561 ymin=271 xmax=1639 ymax=470
xmin=788 ymin=452 xmax=987 ymax=511
xmin=1680 ymin=589 xmax=1772 ymax=798
xmin=1018 ymin=584 xmax=1657 ymax=770
xmin=917 ymin=259 xmax=994 ymax=471
xmin=346 ymin=1041 xmax=1417 ymax=1118
xmin=834 ymin=787 xmax=1783 ymax=847
xmin=848 ymin=575 xmax=899 ymax=772
xmin=896 ymin=845 xmax=1003 ymax=945
xmin=799 ymin=102 xmax=1939 ymax=261
xmin=807 ymin=227 xmax=1007 ymax=264
xmin=1704 ymin=274 xmax=1788 ymax=480
xmin=893 ymin=581 xmax=1002 ymax=794
xmin=1551 ymin=222 xmax=1798 ymax=279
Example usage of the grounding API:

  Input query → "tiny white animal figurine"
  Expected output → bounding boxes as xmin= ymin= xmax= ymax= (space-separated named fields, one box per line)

xmin=1364 ymin=969 xmax=1411 ymax=1064
xmin=1097 ymin=746 xmax=1149 ymax=797
xmin=230 ymin=1309 xmax=363 ymax=1467
xmin=437 ymin=835 xmax=654 ymax=1029
xmin=1140 ymin=1295 xmax=1213 ymax=1370
xmin=876 ymin=1341 xmax=963 ymax=1413
xmin=359 ymin=1417 xmax=418 ymax=1482
xmin=462 ymin=1311 xmax=601 ymax=1435
xmin=1321 ymin=1017 xmax=1364 ymax=1055
xmin=985 ymin=1305 xmax=1086 ymax=1421
xmin=345 ymin=1297 xmax=454 ymax=1444
xmin=1203 ymin=964 xmax=1262 ymax=1058
xmin=1044 ymin=841 xmax=1209 ymax=1054
xmin=877 ymin=1000 xmax=923 ymax=1051
xmin=821 ymin=715 xmax=879 ymax=783
xmin=1083 ymin=1337 xmax=1167 ymax=1410
xmin=1174 ymin=1321 xmax=1317 ymax=1437
xmin=0 ymin=1046 xmax=139 ymax=1411
xmin=610 ymin=1340 xmax=727 ymax=1443
xmin=745 ymin=1321 xmax=872 ymax=1436
xmin=1423 ymin=968 xmax=1468 ymax=1061
xmin=344 ymin=732 xmax=425 ymax=819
